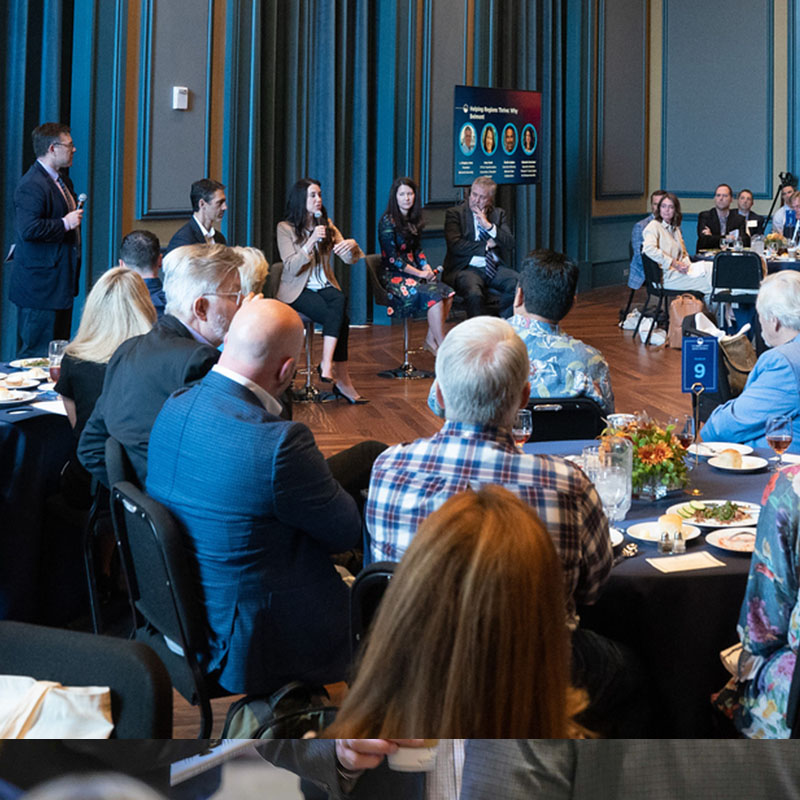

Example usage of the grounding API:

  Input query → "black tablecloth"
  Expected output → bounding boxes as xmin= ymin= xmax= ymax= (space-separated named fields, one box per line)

xmin=526 ymin=438 xmax=770 ymax=736
xmin=0 ymin=366 xmax=73 ymax=621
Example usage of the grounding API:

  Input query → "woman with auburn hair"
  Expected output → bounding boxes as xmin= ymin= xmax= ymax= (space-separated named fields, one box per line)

xmin=324 ymin=485 xmax=585 ymax=738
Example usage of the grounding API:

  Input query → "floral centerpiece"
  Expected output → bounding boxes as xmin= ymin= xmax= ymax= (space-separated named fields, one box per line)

xmin=603 ymin=418 xmax=688 ymax=499
xmin=765 ymin=232 xmax=787 ymax=254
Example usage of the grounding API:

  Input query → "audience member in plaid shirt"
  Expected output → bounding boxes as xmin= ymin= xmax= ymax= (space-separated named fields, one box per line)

xmin=366 ymin=316 xmax=648 ymax=736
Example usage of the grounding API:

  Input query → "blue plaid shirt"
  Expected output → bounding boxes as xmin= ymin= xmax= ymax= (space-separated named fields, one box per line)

xmin=629 ymin=213 xmax=653 ymax=289
xmin=366 ymin=421 xmax=612 ymax=625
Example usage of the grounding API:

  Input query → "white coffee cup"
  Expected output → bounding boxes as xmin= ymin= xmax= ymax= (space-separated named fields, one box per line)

xmin=387 ymin=742 xmax=439 ymax=772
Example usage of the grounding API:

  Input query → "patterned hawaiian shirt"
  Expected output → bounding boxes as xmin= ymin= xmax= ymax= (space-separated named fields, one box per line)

xmin=366 ymin=421 xmax=612 ymax=627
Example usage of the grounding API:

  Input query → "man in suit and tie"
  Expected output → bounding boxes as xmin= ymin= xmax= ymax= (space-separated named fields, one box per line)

xmin=736 ymin=188 xmax=764 ymax=238
xmin=696 ymin=183 xmax=747 ymax=249
xmin=9 ymin=123 xmax=84 ymax=357
xmin=146 ymin=297 xmax=380 ymax=694
xmin=442 ymin=176 xmax=517 ymax=317
xmin=165 ymin=178 xmax=228 ymax=254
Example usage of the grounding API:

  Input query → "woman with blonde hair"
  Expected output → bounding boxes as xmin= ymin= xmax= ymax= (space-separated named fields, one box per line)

xmin=56 ymin=266 xmax=156 ymax=502
xmin=324 ymin=485 xmax=585 ymax=737
xmin=232 ymin=245 xmax=269 ymax=296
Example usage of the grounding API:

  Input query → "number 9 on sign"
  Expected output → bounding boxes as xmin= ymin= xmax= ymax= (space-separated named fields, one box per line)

xmin=681 ymin=337 xmax=718 ymax=393
xmin=694 ymin=363 xmax=706 ymax=380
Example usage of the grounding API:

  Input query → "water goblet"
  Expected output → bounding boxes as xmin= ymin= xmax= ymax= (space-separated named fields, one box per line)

xmin=766 ymin=414 xmax=793 ymax=470
xmin=48 ymin=339 xmax=68 ymax=383
xmin=511 ymin=409 xmax=532 ymax=449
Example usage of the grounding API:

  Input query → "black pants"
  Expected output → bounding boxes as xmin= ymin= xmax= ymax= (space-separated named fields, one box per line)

xmin=16 ymin=306 xmax=72 ymax=358
xmin=453 ymin=265 xmax=518 ymax=318
xmin=326 ymin=440 xmax=387 ymax=516
xmin=291 ymin=286 xmax=349 ymax=361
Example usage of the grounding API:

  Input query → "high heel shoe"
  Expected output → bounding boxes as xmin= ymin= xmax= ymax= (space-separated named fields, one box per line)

xmin=332 ymin=382 xmax=369 ymax=405
xmin=316 ymin=364 xmax=333 ymax=384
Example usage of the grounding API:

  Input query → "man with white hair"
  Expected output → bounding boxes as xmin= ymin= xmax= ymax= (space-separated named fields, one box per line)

xmin=701 ymin=270 xmax=800 ymax=452
xmin=78 ymin=243 xmax=244 ymax=487
xmin=146 ymin=298 xmax=370 ymax=693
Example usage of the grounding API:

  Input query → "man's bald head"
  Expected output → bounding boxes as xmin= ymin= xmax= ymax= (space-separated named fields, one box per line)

xmin=219 ymin=297 xmax=304 ymax=397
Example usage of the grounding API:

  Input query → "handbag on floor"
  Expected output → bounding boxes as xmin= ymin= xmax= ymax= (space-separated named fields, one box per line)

xmin=668 ymin=294 xmax=705 ymax=348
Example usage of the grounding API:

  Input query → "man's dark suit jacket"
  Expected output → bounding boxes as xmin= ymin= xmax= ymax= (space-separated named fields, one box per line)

xmin=146 ymin=370 xmax=359 ymax=693
xmin=77 ymin=314 xmax=220 ymax=487
xmin=696 ymin=208 xmax=747 ymax=249
xmin=442 ymin=201 xmax=515 ymax=286
xmin=740 ymin=209 xmax=765 ymax=236
xmin=165 ymin=216 xmax=227 ymax=254
xmin=9 ymin=161 xmax=80 ymax=310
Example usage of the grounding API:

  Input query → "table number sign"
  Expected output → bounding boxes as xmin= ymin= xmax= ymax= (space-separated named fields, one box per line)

xmin=682 ymin=337 xmax=718 ymax=393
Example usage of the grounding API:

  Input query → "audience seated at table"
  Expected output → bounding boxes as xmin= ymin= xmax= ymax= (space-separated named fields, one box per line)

xmin=367 ymin=316 xmax=646 ymax=735
xmin=701 ymin=271 xmax=800 ymax=453
xmin=713 ymin=467 xmax=800 ymax=738
xmin=696 ymin=183 xmax=747 ymax=250
xmin=118 ymin=230 xmax=166 ymax=319
xmin=428 ymin=250 xmax=614 ymax=416
xmin=232 ymin=245 xmax=269 ymax=296
xmin=146 ymin=297 xmax=385 ymax=694
xmin=770 ymin=182 xmax=796 ymax=235
xmin=78 ymin=243 xmax=244 ymax=487
xmin=325 ymin=486 xmax=586 ymax=737
xmin=55 ymin=266 xmax=156 ymax=505
xmin=642 ymin=192 xmax=712 ymax=297
xmin=783 ymin=190 xmax=800 ymax=246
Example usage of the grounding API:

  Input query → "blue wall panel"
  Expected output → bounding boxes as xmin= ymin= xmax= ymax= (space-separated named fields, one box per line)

xmin=662 ymin=0 xmax=773 ymax=199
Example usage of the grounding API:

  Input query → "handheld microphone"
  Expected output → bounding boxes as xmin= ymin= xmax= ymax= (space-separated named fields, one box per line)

xmin=313 ymin=210 xmax=324 ymax=250
xmin=77 ymin=193 xmax=87 ymax=210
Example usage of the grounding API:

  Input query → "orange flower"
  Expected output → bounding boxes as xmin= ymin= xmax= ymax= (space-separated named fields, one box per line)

xmin=638 ymin=441 xmax=672 ymax=465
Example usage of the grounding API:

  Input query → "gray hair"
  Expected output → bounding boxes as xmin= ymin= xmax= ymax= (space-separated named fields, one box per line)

xmin=162 ymin=243 xmax=242 ymax=322
xmin=23 ymin=774 xmax=165 ymax=800
xmin=435 ymin=316 xmax=529 ymax=427
xmin=756 ymin=271 xmax=800 ymax=331
xmin=232 ymin=245 xmax=269 ymax=295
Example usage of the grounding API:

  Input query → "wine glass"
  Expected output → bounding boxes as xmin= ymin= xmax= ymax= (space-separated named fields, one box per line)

xmin=766 ymin=415 xmax=793 ymax=470
xmin=511 ymin=409 xmax=532 ymax=449
xmin=48 ymin=339 xmax=68 ymax=383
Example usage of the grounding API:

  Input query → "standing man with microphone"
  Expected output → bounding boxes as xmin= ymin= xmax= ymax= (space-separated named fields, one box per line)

xmin=9 ymin=123 xmax=84 ymax=357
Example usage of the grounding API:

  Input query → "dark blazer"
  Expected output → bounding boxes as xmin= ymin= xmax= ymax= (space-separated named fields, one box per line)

xmin=442 ymin=201 xmax=515 ymax=285
xmin=9 ymin=161 xmax=80 ymax=309
xmin=739 ymin=209 xmax=765 ymax=237
xmin=165 ymin=216 xmax=227 ymax=254
xmin=77 ymin=314 xmax=220 ymax=487
xmin=146 ymin=370 xmax=360 ymax=693
xmin=696 ymin=208 xmax=747 ymax=249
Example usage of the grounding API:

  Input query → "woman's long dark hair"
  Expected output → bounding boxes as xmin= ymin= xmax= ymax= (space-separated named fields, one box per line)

xmin=284 ymin=177 xmax=332 ymax=251
xmin=384 ymin=177 xmax=425 ymax=243
xmin=655 ymin=191 xmax=683 ymax=228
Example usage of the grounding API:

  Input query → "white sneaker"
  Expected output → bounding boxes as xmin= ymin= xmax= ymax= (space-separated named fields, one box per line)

xmin=620 ymin=309 xmax=641 ymax=330
xmin=638 ymin=317 xmax=666 ymax=346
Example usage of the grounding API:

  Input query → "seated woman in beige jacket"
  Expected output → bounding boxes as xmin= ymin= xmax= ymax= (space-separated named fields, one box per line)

xmin=642 ymin=192 xmax=712 ymax=297
xmin=276 ymin=178 xmax=366 ymax=404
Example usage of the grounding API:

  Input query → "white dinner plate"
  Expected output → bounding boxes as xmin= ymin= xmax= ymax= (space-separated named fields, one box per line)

xmin=707 ymin=455 xmax=769 ymax=473
xmin=18 ymin=367 xmax=49 ymax=381
xmin=37 ymin=382 xmax=56 ymax=392
xmin=768 ymin=453 xmax=800 ymax=465
xmin=0 ymin=390 xmax=37 ymax=406
xmin=666 ymin=499 xmax=760 ymax=528
xmin=687 ymin=442 xmax=753 ymax=458
xmin=625 ymin=521 xmax=701 ymax=544
xmin=9 ymin=358 xmax=48 ymax=369
xmin=610 ymin=529 xmax=624 ymax=548
xmin=705 ymin=528 xmax=757 ymax=554
xmin=0 ymin=379 xmax=39 ymax=391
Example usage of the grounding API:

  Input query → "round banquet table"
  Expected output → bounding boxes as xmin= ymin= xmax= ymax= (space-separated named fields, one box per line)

xmin=0 ymin=363 xmax=74 ymax=622
xmin=525 ymin=438 xmax=773 ymax=737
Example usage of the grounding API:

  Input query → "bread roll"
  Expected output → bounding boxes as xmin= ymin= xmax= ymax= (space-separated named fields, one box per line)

xmin=659 ymin=513 xmax=683 ymax=537
xmin=718 ymin=449 xmax=743 ymax=469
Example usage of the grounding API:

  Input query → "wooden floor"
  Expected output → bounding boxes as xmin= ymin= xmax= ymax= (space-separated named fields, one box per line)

xmin=172 ymin=284 xmax=688 ymax=737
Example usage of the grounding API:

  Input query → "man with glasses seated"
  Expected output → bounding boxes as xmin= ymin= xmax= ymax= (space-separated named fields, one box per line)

xmin=9 ymin=123 xmax=84 ymax=357
xmin=78 ymin=243 xmax=247 ymax=488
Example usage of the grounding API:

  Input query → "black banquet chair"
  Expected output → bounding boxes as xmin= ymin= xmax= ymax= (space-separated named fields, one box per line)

xmin=710 ymin=250 xmax=764 ymax=325
xmin=0 ymin=620 xmax=173 ymax=738
xmin=109 ymin=481 xmax=233 ymax=738
xmin=350 ymin=561 xmax=397 ymax=662
xmin=525 ymin=396 xmax=605 ymax=442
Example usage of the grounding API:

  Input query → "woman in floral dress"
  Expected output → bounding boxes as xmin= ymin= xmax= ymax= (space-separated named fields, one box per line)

xmin=378 ymin=177 xmax=454 ymax=354
xmin=715 ymin=466 xmax=800 ymax=737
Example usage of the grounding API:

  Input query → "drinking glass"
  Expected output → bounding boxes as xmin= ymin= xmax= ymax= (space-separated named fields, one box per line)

xmin=511 ymin=409 xmax=532 ymax=449
xmin=720 ymin=236 xmax=729 ymax=251
xmin=766 ymin=414 xmax=793 ymax=470
xmin=48 ymin=339 xmax=68 ymax=383
xmin=594 ymin=465 xmax=629 ymax=531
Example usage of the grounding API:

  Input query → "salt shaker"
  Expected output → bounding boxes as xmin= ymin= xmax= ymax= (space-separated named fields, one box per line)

xmin=673 ymin=529 xmax=686 ymax=554
xmin=658 ymin=530 xmax=673 ymax=554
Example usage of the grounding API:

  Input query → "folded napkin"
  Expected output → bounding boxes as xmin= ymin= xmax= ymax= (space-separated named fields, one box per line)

xmin=693 ymin=313 xmax=751 ymax=341
xmin=31 ymin=399 xmax=67 ymax=416
xmin=646 ymin=550 xmax=726 ymax=573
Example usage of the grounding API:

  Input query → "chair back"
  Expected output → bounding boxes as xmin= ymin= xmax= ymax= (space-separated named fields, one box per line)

xmin=711 ymin=251 xmax=764 ymax=292
xmin=0 ymin=620 xmax=172 ymax=737
xmin=110 ymin=481 xmax=224 ymax=737
xmin=526 ymin=396 xmax=605 ymax=441
xmin=350 ymin=561 xmax=396 ymax=661
xmin=641 ymin=252 xmax=666 ymax=292
xmin=265 ymin=261 xmax=283 ymax=299
xmin=364 ymin=253 xmax=389 ymax=307
xmin=105 ymin=435 xmax=140 ymax=490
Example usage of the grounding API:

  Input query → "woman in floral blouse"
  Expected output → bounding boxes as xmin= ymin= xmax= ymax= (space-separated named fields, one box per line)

xmin=716 ymin=466 xmax=800 ymax=737
xmin=378 ymin=177 xmax=454 ymax=354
